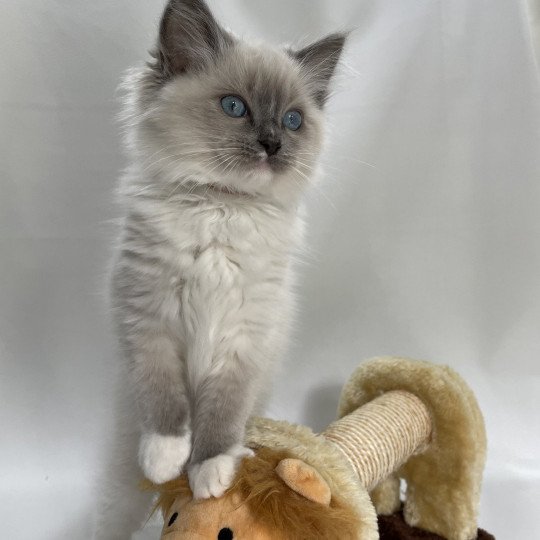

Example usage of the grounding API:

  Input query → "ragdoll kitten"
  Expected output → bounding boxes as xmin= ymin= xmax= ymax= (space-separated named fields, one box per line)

xmin=95 ymin=0 xmax=345 ymax=537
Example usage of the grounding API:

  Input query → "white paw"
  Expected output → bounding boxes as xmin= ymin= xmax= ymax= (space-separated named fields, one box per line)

xmin=139 ymin=431 xmax=191 ymax=484
xmin=188 ymin=445 xmax=254 ymax=499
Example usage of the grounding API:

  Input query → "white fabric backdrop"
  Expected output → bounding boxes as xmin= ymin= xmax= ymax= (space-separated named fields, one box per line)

xmin=1 ymin=1 xmax=539 ymax=538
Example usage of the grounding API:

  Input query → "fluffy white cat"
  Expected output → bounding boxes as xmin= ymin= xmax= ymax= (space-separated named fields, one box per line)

xmin=94 ymin=1 xmax=345 ymax=537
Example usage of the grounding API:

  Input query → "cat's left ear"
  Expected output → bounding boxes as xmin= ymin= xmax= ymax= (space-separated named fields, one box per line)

xmin=290 ymin=32 xmax=348 ymax=107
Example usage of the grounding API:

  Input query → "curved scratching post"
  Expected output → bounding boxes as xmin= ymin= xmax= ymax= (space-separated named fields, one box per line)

xmin=151 ymin=357 xmax=490 ymax=540
xmin=323 ymin=390 xmax=432 ymax=492
xmin=336 ymin=357 xmax=487 ymax=540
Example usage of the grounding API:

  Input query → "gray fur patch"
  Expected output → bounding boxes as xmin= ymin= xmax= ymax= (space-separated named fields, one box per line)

xmin=157 ymin=0 xmax=233 ymax=77
xmin=291 ymin=32 xmax=348 ymax=106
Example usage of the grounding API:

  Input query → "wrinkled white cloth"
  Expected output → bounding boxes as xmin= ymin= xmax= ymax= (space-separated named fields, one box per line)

xmin=1 ymin=1 xmax=538 ymax=538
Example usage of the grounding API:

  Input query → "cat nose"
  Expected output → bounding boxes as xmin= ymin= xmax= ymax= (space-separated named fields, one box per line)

xmin=258 ymin=138 xmax=282 ymax=156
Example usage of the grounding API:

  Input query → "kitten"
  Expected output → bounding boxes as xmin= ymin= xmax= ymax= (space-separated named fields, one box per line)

xmin=95 ymin=0 xmax=345 ymax=537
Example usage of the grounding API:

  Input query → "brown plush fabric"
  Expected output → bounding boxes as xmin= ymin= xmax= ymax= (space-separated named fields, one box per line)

xmin=378 ymin=510 xmax=495 ymax=540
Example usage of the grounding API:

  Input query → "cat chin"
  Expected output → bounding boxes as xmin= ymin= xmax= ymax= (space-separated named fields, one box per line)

xmin=204 ymin=182 xmax=253 ymax=197
xmin=245 ymin=167 xmax=274 ymax=186
xmin=207 ymin=168 xmax=275 ymax=195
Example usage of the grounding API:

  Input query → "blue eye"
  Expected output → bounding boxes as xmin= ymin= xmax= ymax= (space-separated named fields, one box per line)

xmin=221 ymin=95 xmax=247 ymax=118
xmin=283 ymin=110 xmax=302 ymax=131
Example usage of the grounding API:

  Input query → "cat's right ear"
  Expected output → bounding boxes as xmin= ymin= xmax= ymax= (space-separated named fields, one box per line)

xmin=156 ymin=0 xmax=233 ymax=77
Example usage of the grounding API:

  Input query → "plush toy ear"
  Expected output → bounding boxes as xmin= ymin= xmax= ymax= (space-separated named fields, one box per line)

xmin=275 ymin=458 xmax=331 ymax=506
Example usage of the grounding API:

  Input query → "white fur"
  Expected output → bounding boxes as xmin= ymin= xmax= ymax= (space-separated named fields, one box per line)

xmin=138 ymin=431 xmax=192 ymax=484
xmin=188 ymin=445 xmax=255 ymax=499
xmin=126 ymin=188 xmax=304 ymax=390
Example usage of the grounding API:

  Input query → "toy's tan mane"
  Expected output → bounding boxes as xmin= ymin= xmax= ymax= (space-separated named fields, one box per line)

xmin=147 ymin=447 xmax=360 ymax=540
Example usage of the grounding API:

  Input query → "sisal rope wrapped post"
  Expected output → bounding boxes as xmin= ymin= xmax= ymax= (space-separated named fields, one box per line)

xmin=321 ymin=390 xmax=432 ymax=491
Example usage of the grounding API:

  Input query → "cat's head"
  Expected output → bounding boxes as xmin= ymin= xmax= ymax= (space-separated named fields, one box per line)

xmin=125 ymin=0 xmax=346 ymax=204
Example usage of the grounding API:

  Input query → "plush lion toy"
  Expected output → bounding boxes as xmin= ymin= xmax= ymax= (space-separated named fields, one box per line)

xmin=150 ymin=447 xmax=361 ymax=539
xmin=146 ymin=357 xmax=495 ymax=540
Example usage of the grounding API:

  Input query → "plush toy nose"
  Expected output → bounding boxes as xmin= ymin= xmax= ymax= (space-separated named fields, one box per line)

xmin=258 ymin=138 xmax=282 ymax=156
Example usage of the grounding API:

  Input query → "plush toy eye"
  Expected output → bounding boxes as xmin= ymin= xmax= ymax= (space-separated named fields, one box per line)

xmin=283 ymin=110 xmax=302 ymax=131
xmin=218 ymin=527 xmax=234 ymax=540
xmin=167 ymin=512 xmax=178 ymax=527
xmin=221 ymin=95 xmax=247 ymax=118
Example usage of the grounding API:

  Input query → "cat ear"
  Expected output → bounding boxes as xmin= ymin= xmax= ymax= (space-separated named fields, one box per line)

xmin=157 ymin=0 xmax=233 ymax=77
xmin=291 ymin=32 xmax=347 ymax=107
xmin=275 ymin=458 xmax=332 ymax=506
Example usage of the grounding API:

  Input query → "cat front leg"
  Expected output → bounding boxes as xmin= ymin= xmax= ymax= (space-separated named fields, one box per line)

xmin=123 ymin=327 xmax=192 ymax=484
xmin=187 ymin=348 xmax=261 ymax=498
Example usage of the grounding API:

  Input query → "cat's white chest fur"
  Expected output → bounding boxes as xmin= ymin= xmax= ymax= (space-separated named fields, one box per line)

xmin=147 ymin=195 xmax=302 ymax=276
xmin=133 ymin=194 xmax=303 ymax=389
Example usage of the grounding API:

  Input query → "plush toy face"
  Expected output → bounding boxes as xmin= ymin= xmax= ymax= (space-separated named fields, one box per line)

xmin=161 ymin=491 xmax=274 ymax=539
xmin=152 ymin=448 xmax=360 ymax=540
